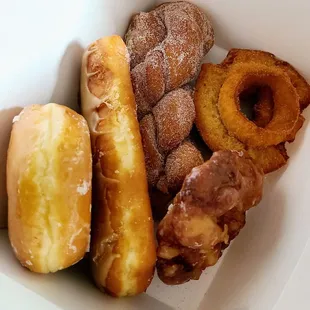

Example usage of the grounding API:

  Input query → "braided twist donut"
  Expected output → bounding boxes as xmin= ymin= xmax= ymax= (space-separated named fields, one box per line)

xmin=140 ymin=88 xmax=203 ymax=195
xmin=125 ymin=1 xmax=215 ymax=119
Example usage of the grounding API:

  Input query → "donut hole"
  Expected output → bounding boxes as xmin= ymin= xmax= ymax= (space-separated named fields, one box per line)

xmin=239 ymin=86 xmax=274 ymax=127
xmin=239 ymin=87 xmax=259 ymax=120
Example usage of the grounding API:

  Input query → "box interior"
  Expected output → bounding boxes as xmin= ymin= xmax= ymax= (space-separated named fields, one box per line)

xmin=1 ymin=0 xmax=310 ymax=309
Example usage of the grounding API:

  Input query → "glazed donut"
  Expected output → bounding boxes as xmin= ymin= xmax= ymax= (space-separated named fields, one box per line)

xmin=80 ymin=35 xmax=156 ymax=297
xmin=7 ymin=103 xmax=92 ymax=273
xmin=125 ymin=1 xmax=214 ymax=119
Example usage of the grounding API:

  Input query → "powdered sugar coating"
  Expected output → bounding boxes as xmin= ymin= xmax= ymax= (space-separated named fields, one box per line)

xmin=125 ymin=12 xmax=166 ymax=69
xmin=131 ymin=51 xmax=166 ymax=119
xmin=129 ymin=2 xmax=213 ymax=198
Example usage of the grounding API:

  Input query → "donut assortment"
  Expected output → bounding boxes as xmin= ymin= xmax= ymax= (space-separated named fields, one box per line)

xmin=3 ymin=0 xmax=310 ymax=301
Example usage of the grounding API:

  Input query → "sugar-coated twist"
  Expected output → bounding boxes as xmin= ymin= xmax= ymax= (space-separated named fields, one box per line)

xmin=125 ymin=1 xmax=214 ymax=119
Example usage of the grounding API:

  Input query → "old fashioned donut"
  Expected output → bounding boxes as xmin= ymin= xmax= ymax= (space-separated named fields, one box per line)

xmin=218 ymin=63 xmax=300 ymax=147
xmin=194 ymin=63 xmax=289 ymax=173
xmin=221 ymin=49 xmax=309 ymax=142
xmin=252 ymin=87 xmax=305 ymax=142
xmin=222 ymin=48 xmax=310 ymax=111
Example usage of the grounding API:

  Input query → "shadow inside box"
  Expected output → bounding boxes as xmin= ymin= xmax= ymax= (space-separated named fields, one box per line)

xmin=199 ymin=170 xmax=287 ymax=310
xmin=0 ymin=231 xmax=171 ymax=310
xmin=0 ymin=107 xmax=23 ymax=229
xmin=50 ymin=41 xmax=84 ymax=113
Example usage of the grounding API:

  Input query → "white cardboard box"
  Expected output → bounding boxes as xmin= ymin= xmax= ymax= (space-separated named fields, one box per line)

xmin=1 ymin=0 xmax=310 ymax=309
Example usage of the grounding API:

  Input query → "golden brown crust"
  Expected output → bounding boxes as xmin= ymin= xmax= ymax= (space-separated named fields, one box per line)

xmin=253 ymin=87 xmax=305 ymax=142
xmin=222 ymin=49 xmax=309 ymax=143
xmin=222 ymin=48 xmax=310 ymax=110
xmin=7 ymin=103 xmax=92 ymax=273
xmin=247 ymin=146 xmax=288 ymax=174
xmin=194 ymin=63 xmax=288 ymax=174
xmin=195 ymin=64 xmax=243 ymax=151
xmin=218 ymin=63 xmax=300 ymax=147
xmin=80 ymin=35 xmax=156 ymax=297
